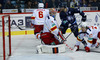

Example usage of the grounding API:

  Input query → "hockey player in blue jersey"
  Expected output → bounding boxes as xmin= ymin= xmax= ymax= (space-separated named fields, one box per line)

xmin=59 ymin=4 xmax=86 ymax=37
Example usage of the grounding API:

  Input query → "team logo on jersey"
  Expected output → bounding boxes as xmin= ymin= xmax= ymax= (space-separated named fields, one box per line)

xmin=52 ymin=23 xmax=56 ymax=27
xmin=89 ymin=34 xmax=93 ymax=38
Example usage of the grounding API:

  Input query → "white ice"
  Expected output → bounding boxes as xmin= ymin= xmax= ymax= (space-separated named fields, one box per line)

xmin=2 ymin=33 xmax=100 ymax=60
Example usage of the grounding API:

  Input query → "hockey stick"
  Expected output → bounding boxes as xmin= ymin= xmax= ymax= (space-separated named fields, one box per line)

xmin=15 ymin=24 xmax=26 ymax=30
xmin=66 ymin=22 xmax=82 ymax=39
xmin=79 ymin=49 xmax=100 ymax=53
xmin=61 ymin=21 xmax=82 ymax=42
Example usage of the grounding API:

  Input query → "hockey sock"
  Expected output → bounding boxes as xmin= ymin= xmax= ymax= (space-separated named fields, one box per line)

xmin=81 ymin=39 xmax=87 ymax=47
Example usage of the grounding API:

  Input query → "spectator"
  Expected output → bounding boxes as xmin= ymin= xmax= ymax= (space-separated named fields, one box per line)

xmin=0 ymin=3 xmax=2 ymax=13
xmin=4 ymin=0 xmax=15 ymax=9
xmin=47 ymin=0 xmax=53 ymax=8
xmin=78 ymin=0 xmax=83 ymax=7
xmin=16 ymin=0 xmax=21 ymax=13
xmin=42 ymin=0 xmax=46 ymax=8
xmin=70 ymin=0 xmax=78 ymax=8
xmin=60 ymin=0 xmax=67 ymax=8
xmin=47 ymin=0 xmax=60 ymax=8
xmin=53 ymin=0 xmax=60 ymax=8
xmin=67 ymin=0 xmax=71 ymax=7
xmin=34 ymin=1 xmax=38 ymax=8
xmin=88 ymin=3 xmax=92 ymax=7
xmin=82 ymin=0 xmax=87 ymax=7
xmin=91 ymin=0 xmax=99 ymax=7
xmin=25 ymin=1 xmax=33 ymax=8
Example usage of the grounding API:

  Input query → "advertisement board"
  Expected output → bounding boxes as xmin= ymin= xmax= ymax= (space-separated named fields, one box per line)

xmin=0 ymin=11 xmax=100 ymax=30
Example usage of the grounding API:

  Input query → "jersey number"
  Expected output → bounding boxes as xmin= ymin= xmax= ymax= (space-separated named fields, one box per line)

xmin=38 ymin=11 xmax=43 ymax=18
xmin=91 ymin=26 xmax=97 ymax=29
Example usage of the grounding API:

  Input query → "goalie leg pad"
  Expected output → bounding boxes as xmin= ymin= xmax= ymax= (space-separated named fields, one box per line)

xmin=36 ymin=44 xmax=66 ymax=54
xmin=40 ymin=32 xmax=60 ymax=45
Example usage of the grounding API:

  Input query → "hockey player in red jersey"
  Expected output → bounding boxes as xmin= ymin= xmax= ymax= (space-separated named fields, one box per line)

xmin=75 ymin=22 xmax=100 ymax=52
xmin=31 ymin=3 xmax=49 ymax=38
xmin=36 ymin=8 xmax=65 ymax=45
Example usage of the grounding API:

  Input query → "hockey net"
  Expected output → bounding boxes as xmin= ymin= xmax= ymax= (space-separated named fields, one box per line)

xmin=0 ymin=15 xmax=11 ymax=60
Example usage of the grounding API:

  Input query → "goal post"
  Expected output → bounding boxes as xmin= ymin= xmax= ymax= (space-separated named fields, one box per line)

xmin=0 ymin=15 xmax=11 ymax=60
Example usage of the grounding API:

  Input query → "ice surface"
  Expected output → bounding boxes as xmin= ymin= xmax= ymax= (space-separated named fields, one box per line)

xmin=5 ymin=33 xmax=100 ymax=60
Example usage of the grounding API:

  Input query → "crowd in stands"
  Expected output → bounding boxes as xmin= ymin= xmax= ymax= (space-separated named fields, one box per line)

xmin=0 ymin=0 xmax=100 ymax=13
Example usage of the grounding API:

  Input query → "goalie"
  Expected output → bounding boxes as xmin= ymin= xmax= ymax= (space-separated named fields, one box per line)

xmin=75 ymin=22 xmax=100 ymax=52
xmin=36 ymin=8 xmax=66 ymax=54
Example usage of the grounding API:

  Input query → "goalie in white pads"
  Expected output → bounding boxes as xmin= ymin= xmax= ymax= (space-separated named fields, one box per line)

xmin=75 ymin=22 xmax=100 ymax=52
xmin=36 ymin=8 xmax=66 ymax=54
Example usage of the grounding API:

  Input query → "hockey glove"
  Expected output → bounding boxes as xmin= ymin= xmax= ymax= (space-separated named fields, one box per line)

xmin=30 ymin=23 xmax=34 ymax=28
xmin=82 ymin=15 xmax=86 ymax=22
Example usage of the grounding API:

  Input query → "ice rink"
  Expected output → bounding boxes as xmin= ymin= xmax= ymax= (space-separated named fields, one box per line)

xmin=5 ymin=33 xmax=100 ymax=60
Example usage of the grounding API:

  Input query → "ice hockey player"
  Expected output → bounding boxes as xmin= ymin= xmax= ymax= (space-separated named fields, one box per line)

xmin=31 ymin=3 xmax=49 ymax=38
xmin=75 ymin=22 xmax=100 ymax=52
xmin=37 ymin=8 xmax=65 ymax=45
xmin=36 ymin=8 xmax=66 ymax=54
xmin=59 ymin=3 xmax=86 ymax=37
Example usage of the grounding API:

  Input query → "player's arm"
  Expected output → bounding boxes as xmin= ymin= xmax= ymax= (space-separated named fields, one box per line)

xmin=74 ymin=8 xmax=86 ymax=22
xmin=49 ymin=21 xmax=65 ymax=42
xmin=31 ymin=11 xmax=35 ymax=28
xmin=59 ymin=11 xmax=67 ymax=21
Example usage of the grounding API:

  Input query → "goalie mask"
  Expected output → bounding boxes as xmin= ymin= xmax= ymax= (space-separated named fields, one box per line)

xmin=49 ymin=8 xmax=57 ymax=18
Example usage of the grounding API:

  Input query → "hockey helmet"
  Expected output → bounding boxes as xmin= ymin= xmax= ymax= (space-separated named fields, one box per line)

xmin=81 ymin=22 xmax=88 ymax=28
xmin=38 ymin=3 xmax=44 ymax=8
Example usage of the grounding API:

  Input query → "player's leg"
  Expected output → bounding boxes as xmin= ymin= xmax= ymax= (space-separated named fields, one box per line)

xmin=75 ymin=36 xmax=87 ymax=51
xmin=60 ymin=22 xmax=69 ymax=34
xmin=85 ymin=39 xmax=94 ymax=52
xmin=98 ymin=31 xmax=100 ymax=39
xmin=92 ymin=39 xmax=99 ymax=48
xmin=74 ymin=40 xmax=81 ymax=51
xmin=34 ymin=25 xmax=43 ymax=35
xmin=40 ymin=32 xmax=60 ymax=45
xmin=70 ymin=23 xmax=78 ymax=37
xmin=34 ymin=25 xmax=43 ymax=39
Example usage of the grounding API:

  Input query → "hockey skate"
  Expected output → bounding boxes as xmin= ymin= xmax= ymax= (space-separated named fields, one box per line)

xmin=74 ymin=45 xmax=79 ymax=51
xmin=85 ymin=46 xmax=90 ymax=52
xmin=95 ymin=43 xmax=99 ymax=48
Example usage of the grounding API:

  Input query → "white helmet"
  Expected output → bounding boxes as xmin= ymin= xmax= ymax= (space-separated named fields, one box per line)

xmin=81 ymin=22 xmax=88 ymax=27
xmin=38 ymin=3 xmax=44 ymax=8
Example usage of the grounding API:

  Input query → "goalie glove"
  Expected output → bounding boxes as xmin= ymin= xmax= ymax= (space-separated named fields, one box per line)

xmin=82 ymin=15 xmax=86 ymax=22
xmin=30 ymin=23 xmax=34 ymax=28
